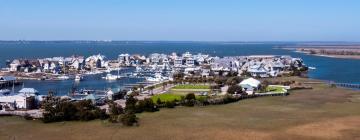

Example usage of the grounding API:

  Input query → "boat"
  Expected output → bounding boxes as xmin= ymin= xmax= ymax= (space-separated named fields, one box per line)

xmin=102 ymin=73 xmax=119 ymax=80
xmin=102 ymin=68 xmax=123 ymax=80
xmin=0 ymin=89 xmax=11 ymax=95
xmin=145 ymin=73 xmax=164 ymax=82
xmin=75 ymin=75 xmax=83 ymax=81
xmin=308 ymin=66 xmax=316 ymax=70
xmin=57 ymin=75 xmax=70 ymax=80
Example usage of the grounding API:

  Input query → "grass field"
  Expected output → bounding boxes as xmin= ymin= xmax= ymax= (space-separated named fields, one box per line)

xmin=266 ymin=86 xmax=285 ymax=93
xmin=172 ymin=84 xmax=210 ymax=89
xmin=1 ymin=77 xmax=360 ymax=140
xmin=151 ymin=93 xmax=183 ymax=103
xmin=151 ymin=93 xmax=208 ymax=103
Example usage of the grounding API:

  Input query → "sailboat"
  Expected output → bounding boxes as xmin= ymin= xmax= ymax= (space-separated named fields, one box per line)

xmin=102 ymin=68 xmax=122 ymax=80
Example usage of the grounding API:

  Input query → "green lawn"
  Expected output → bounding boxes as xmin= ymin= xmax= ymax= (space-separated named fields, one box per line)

xmin=151 ymin=93 xmax=183 ymax=103
xmin=151 ymin=93 xmax=209 ymax=103
xmin=266 ymin=86 xmax=285 ymax=93
xmin=172 ymin=84 xmax=210 ymax=89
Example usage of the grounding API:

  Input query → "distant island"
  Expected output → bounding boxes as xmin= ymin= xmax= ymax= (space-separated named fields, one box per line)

xmin=281 ymin=44 xmax=360 ymax=59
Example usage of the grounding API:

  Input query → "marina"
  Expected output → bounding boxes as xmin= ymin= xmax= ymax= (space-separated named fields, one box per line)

xmin=0 ymin=50 xmax=309 ymax=112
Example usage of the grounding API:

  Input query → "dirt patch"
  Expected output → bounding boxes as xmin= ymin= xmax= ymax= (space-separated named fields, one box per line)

xmin=286 ymin=116 xmax=360 ymax=139
xmin=285 ymin=88 xmax=353 ymax=106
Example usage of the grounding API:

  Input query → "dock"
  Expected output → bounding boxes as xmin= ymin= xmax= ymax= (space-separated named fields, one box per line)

xmin=0 ymin=81 xmax=22 ymax=89
xmin=332 ymin=82 xmax=360 ymax=89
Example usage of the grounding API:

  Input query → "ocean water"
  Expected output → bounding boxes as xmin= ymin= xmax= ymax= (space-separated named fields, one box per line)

xmin=0 ymin=41 xmax=359 ymax=95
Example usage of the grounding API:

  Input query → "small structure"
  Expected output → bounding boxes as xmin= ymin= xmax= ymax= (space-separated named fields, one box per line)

xmin=0 ymin=88 xmax=39 ymax=110
xmin=239 ymin=78 xmax=261 ymax=95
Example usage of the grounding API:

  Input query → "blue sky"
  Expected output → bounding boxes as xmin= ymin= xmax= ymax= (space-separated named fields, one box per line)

xmin=0 ymin=0 xmax=359 ymax=41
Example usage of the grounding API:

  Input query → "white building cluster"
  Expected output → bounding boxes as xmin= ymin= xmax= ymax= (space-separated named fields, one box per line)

xmin=117 ymin=52 xmax=306 ymax=78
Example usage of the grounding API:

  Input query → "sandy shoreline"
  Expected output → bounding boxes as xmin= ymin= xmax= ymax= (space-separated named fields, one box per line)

xmin=283 ymin=47 xmax=360 ymax=60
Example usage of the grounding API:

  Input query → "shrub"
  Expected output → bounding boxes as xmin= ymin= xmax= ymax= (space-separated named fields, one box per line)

xmin=156 ymin=98 xmax=163 ymax=105
xmin=185 ymin=93 xmax=196 ymax=100
xmin=136 ymin=98 xmax=158 ymax=113
xmin=165 ymin=101 xmax=176 ymax=108
xmin=227 ymin=85 xmax=243 ymax=94
xmin=109 ymin=102 xmax=123 ymax=115
xmin=120 ymin=112 xmax=138 ymax=126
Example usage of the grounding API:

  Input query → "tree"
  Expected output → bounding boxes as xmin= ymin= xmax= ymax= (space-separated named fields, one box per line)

xmin=120 ymin=96 xmax=139 ymax=126
xmin=109 ymin=101 xmax=123 ymax=115
xmin=227 ymin=85 xmax=243 ymax=95
xmin=185 ymin=93 xmax=196 ymax=100
xmin=120 ymin=112 xmax=138 ymax=126
xmin=113 ymin=90 xmax=127 ymax=100
xmin=137 ymin=98 xmax=158 ymax=112
xmin=125 ymin=96 xmax=137 ymax=113
xmin=183 ymin=93 xmax=196 ymax=107
xmin=214 ymin=76 xmax=226 ymax=86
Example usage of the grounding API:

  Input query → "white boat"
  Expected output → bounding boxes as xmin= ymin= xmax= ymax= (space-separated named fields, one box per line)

xmin=102 ymin=73 xmax=121 ymax=80
xmin=0 ymin=89 xmax=11 ymax=95
xmin=75 ymin=75 xmax=83 ymax=81
xmin=308 ymin=66 xmax=316 ymax=70
xmin=57 ymin=75 xmax=70 ymax=80
xmin=145 ymin=73 xmax=164 ymax=82
xmin=145 ymin=77 xmax=162 ymax=82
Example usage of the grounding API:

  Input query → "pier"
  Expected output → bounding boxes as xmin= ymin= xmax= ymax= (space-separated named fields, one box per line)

xmin=332 ymin=83 xmax=360 ymax=89
xmin=0 ymin=81 xmax=22 ymax=89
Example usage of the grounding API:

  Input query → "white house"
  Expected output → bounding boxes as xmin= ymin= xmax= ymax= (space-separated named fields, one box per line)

xmin=9 ymin=59 xmax=20 ymax=72
xmin=239 ymin=78 xmax=261 ymax=95
xmin=0 ymin=88 xmax=38 ymax=110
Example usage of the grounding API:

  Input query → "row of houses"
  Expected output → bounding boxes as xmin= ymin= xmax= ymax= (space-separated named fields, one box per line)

xmin=117 ymin=52 xmax=306 ymax=78
xmin=6 ymin=54 xmax=109 ymax=74
xmin=5 ymin=52 xmax=306 ymax=78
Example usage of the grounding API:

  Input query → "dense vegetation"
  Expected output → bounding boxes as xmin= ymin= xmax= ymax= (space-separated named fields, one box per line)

xmin=41 ymin=95 xmax=107 ymax=123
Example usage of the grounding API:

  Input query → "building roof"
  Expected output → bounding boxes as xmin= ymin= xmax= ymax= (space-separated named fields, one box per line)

xmin=239 ymin=78 xmax=261 ymax=88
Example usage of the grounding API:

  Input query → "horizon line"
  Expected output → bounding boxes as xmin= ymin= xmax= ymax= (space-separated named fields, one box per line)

xmin=0 ymin=40 xmax=359 ymax=43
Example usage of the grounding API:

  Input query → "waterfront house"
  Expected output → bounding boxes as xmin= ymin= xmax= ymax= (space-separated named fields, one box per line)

xmin=86 ymin=54 xmax=106 ymax=69
xmin=118 ymin=54 xmax=131 ymax=66
xmin=182 ymin=52 xmax=192 ymax=58
xmin=185 ymin=57 xmax=195 ymax=66
xmin=174 ymin=57 xmax=184 ymax=67
xmin=247 ymin=64 xmax=269 ymax=78
xmin=9 ymin=59 xmax=20 ymax=72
